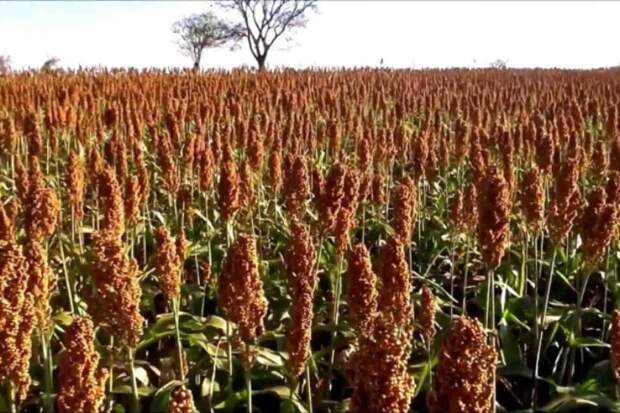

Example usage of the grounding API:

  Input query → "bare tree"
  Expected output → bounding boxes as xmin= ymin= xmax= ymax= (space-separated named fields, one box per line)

xmin=172 ymin=12 xmax=242 ymax=70
xmin=219 ymin=0 xmax=317 ymax=70
xmin=489 ymin=59 xmax=509 ymax=69
xmin=0 ymin=55 xmax=10 ymax=74
xmin=41 ymin=57 xmax=60 ymax=72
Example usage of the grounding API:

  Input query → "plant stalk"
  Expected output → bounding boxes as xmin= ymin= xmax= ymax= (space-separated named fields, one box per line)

xmin=532 ymin=245 xmax=558 ymax=408
xmin=128 ymin=347 xmax=140 ymax=413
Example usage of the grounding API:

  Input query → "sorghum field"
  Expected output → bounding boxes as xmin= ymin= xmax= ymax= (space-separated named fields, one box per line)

xmin=1 ymin=68 xmax=620 ymax=413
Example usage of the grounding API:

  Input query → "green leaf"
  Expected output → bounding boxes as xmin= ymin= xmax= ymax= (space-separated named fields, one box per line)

xmin=53 ymin=311 xmax=74 ymax=327
xmin=572 ymin=337 xmax=610 ymax=349
xmin=112 ymin=384 xmax=155 ymax=397
xmin=205 ymin=315 xmax=229 ymax=333
xmin=254 ymin=346 xmax=286 ymax=368
xmin=498 ymin=322 xmax=523 ymax=368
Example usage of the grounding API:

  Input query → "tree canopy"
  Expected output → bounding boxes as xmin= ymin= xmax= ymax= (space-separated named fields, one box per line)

xmin=172 ymin=12 xmax=242 ymax=70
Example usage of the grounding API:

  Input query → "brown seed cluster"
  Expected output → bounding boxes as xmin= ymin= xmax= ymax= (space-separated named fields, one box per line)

xmin=427 ymin=316 xmax=497 ymax=413
xmin=371 ymin=173 xmax=387 ymax=207
xmin=218 ymin=155 xmax=239 ymax=222
xmin=135 ymin=144 xmax=151 ymax=203
xmin=548 ymin=158 xmax=581 ymax=245
xmin=349 ymin=316 xmax=415 ymax=413
xmin=0 ymin=202 xmax=14 ymax=240
xmin=269 ymin=151 xmax=283 ymax=193
xmin=24 ymin=239 xmax=54 ymax=331
xmin=57 ymin=317 xmax=108 ymax=413
xmin=168 ymin=386 xmax=197 ymax=413
xmin=91 ymin=230 xmax=143 ymax=346
xmin=536 ymin=132 xmax=555 ymax=175
xmin=377 ymin=236 xmax=412 ymax=326
xmin=283 ymin=154 xmax=310 ymax=217
xmin=346 ymin=243 xmax=378 ymax=334
xmin=176 ymin=227 xmax=188 ymax=264
xmin=418 ymin=286 xmax=436 ymax=344
xmin=0 ymin=224 xmax=35 ymax=405
xmin=0 ymin=117 xmax=17 ymax=154
xmin=580 ymin=187 xmax=618 ymax=267
xmin=448 ymin=190 xmax=465 ymax=234
xmin=124 ymin=175 xmax=141 ymax=227
xmin=98 ymin=167 xmax=125 ymax=237
xmin=218 ymin=234 xmax=268 ymax=342
xmin=349 ymin=236 xmax=415 ymax=413
xmin=24 ymin=157 xmax=60 ymax=241
xmin=463 ymin=182 xmax=479 ymax=232
xmin=155 ymin=225 xmax=182 ymax=301
xmin=318 ymin=162 xmax=346 ymax=233
xmin=24 ymin=112 xmax=43 ymax=157
xmin=392 ymin=176 xmax=416 ymax=245
xmin=335 ymin=169 xmax=361 ymax=254
xmin=198 ymin=145 xmax=214 ymax=192
xmin=477 ymin=170 xmax=511 ymax=269
xmin=238 ymin=160 xmax=256 ymax=218
xmin=285 ymin=220 xmax=317 ymax=378
xmin=66 ymin=152 xmax=85 ymax=224
xmin=520 ymin=167 xmax=544 ymax=230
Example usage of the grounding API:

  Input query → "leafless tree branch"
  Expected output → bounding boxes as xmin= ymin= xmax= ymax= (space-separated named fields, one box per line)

xmin=217 ymin=0 xmax=317 ymax=70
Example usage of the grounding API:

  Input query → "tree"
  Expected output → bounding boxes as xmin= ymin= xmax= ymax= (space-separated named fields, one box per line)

xmin=41 ymin=57 xmax=60 ymax=72
xmin=172 ymin=12 xmax=242 ymax=70
xmin=219 ymin=0 xmax=317 ymax=70
xmin=489 ymin=59 xmax=508 ymax=69
xmin=0 ymin=55 xmax=10 ymax=74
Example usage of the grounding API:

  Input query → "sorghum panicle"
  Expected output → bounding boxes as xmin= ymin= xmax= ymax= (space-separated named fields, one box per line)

xmin=477 ymin=170 xmax=511 ymax=269
xmin=448 ymin=190 xmax=465 ymax=234
xmin=285 ymin=220 xmax=317 ymax=378
xmin=218 ymin=156 xmax=239 ymax=222
xmin=24 ymin=239 xmax=54 ymax=331
xmin=124 ymin=175 xmax=141 ymax=228
xmin=154 ymin=225 xmax=181 ymax=301
xmin=377 ymin=236 xmax=412 ymax=327
xmin=0 ymin=228 xmax=34 ymax=404
xmin=350 ymin=315 xmax=415 ymax=413
xmin=269 ymin=151 xmax=283 ymax=194
xmin=98 ymin=167 xmax=125 ymax=238
xmin=427 ymin=316 xmax=497 ymax=413
xmin=57 ymin=317 xmax=108 ymax=413
xmin=24 ymin=157 xmax=60 ymax=241
xmin=176 ymin=227 xmax=188 ymax=265
xmin=346 ymin=243 xmax=378 ymax=335
xmin=548 ymin=157 xmax=582 ymax=245
xmin=418 ymin=286 xmax=436 ymax=344
xmin=319 ymin=162 xmax=346 ymax=233
xmin=91 ymin=230 xmax=143 ymax=346
xmin=392 ymin=176 xmax=416 ymax=245
xmin=335 ymin=169 xmax=360 ymax=254
xmin=520 ymin=167 xmax=544 ymax=230
xmin=580 ymin=187 xmax=618 ymax=267
xmin=283 ymin=154 xmax=310 ymax=217
xmin=218 ymin=234 xmax=268 ymax=342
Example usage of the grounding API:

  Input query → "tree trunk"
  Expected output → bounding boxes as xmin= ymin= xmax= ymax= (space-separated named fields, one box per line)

xmin=193 ymin=61 xmax=200 ymax=71
xmin=256 ymin=55 xmax=267 ymax=71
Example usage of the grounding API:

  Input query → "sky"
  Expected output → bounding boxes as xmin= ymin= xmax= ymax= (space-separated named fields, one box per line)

xmin=0 ymin=1 xmax=619 ymax=70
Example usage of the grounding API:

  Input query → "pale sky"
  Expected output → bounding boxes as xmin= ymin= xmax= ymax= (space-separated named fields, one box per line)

xmin=0 ymin=1 xmax=619 ymax=70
